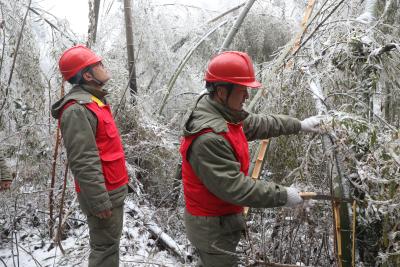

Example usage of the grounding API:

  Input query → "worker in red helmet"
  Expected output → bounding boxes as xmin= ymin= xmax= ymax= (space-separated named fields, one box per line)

xmin=51 ymin=45 xmax=129 ymax=267
xmin=180 ymin=51 xmax=322 ymax=266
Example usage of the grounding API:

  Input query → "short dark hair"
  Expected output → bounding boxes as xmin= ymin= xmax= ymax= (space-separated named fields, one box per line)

xmin=205 ymin=82 xmax=235 ymax=99
xmin=67 ymin=65 xmax=92 ymax=85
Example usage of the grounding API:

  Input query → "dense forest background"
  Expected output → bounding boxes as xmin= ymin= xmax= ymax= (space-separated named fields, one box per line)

xmin=0 ymin=0 xmax=399 ymax=266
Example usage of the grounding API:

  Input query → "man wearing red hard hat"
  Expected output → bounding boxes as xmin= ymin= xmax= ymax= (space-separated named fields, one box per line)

xmin=180 ymin=51 xmax=322 ymax=266
xmin=51 ymin=45 xmax=129 ymax=267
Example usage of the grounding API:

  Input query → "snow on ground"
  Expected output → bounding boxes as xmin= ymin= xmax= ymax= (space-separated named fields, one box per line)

xmin=0 ymin=196 xmax=192 ymax=266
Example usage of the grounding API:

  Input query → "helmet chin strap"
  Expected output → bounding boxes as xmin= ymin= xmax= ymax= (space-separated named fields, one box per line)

xmin=87 ymin=68 xmax=105 ymax=86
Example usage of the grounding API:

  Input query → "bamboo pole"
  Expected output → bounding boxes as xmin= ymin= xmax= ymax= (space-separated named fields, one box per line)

xmin=124 ymin=0 xmax=138 ymax=102
xmin=352 ymin=200 xmax=357 ymax=267
xmin=243 ymin=139 xmax=269 ymax=216
xmin=157 ymin=19 xmax=229 ymax=115
xmin=219 ymin=0 xmax=257 ymax=52
xmin=333 ymin=201 xmax=343 ymax=267
xmin=0 ymin=5 xmax=6 ymax=86
xmin=307 ymin=73 xmax=353 ymax=267
xmin=158 ymin=0 xmax=256 ymax=115
xmin=248 ymin=0 xmax=334 ymax=111
xmin=244 ymin=0 xmax=316 ymax=217
xmin=206 ymin=2 xmax=245 ymax=24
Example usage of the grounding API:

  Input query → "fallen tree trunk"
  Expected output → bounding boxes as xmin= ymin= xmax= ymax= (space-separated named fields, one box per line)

xmin=126 ymin=201 xmax=191 ymax=264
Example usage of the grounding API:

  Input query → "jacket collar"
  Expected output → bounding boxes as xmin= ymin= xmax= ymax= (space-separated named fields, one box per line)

xmin=182 ymin=94 xmax=249 ymax=136
xmin=79 ymin=84 xmax=108 ymax=101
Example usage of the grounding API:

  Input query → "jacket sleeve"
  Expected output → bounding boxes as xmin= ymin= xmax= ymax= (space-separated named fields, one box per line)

xmin=243 ymin=113 xmax=302 ymax=141
xmin=188 ymin=133 xmax=288 ymax=208
xmin=0 ymin=155 xmax=12 ymax=181
xmin=60 ymin=104 xmax=112 ymax=215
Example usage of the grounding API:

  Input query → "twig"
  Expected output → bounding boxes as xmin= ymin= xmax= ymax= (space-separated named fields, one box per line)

xmin=28 ymin=7 xmax=76 ymax=44
xmin=292 ymin=0 xmax=346 ymax=58
xmin=0 ymin=0 xmax=32 ymax=112
xmin=35 ymin=209 xmax=86 ymax=224
xmin=120 ymin=259 xmax=169 ymax=266
xmin=54 ymin=161 xmax=69 ymax=254
xmin=0 ymin=257 xmax=6 ymax=267
xmin=12 ymin=194 xmax=20 ymax=267
xmin=0 ymin=4 xmax=6 ymax=88
xmin=14 ymin=243 xmax=43 ymax=267
xmin=369 ymin=43 xmax=399 ymax=57
xmin=49 ymin=83 xmax=65 ymax=238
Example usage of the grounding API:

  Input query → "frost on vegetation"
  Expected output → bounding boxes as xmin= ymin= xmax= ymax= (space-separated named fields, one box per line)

xmin=0 ymin=0 xmax=400 ymax=266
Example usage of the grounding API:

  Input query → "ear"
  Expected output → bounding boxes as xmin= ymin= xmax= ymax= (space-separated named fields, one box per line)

xmin=82 ymin=71 xmax=93 ymax=82
xmin=215 ymin=86 xmax=226 ymax=99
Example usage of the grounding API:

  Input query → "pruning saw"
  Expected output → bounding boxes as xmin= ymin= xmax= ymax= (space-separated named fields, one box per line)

xmin=300 ymin=192 xmax=354 ymax=203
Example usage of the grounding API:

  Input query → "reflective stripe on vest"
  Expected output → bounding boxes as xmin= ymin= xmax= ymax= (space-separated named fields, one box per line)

xmin=180 ymin=123 xmax=250 ymax=216
xmin=59 ymin=97 xmax=129 ymax=192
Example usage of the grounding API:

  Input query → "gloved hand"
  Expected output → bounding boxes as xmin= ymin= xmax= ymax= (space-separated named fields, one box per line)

xmin=284 ymin=187 xmax=304 ymax=207
xmin=300 ymin=115 xmax=324 ymax=133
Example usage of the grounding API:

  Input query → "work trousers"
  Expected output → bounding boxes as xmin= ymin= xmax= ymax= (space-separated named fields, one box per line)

xmin=184 ymin=210 xmax=245 ymax=267
xmin=86 ymin=205 xmax=124 ymax=267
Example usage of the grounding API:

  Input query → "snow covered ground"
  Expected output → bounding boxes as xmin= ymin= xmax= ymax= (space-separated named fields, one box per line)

xmin=0 ymin=196 xmax=192 ymax=267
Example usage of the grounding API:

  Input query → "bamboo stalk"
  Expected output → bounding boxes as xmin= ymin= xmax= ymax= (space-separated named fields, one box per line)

xmin=219 ymin=0 xmax=257 ymax=52
xmin=243 ymin=139 xmax=269 ymax=216
xmin=124 ymin=0 xmax=138 ymax=101
xmin=248 ymin=0 xmax=331 ymax=112
xmin=87 ymin=0 xmax=100 ymax=47
xmin=158 ymin=1 xmax=257 ymax=115
xmin=245 ymin=0 xmax=316 ymax=218
xmin=206 ymin=2 xmax=245 ymax=24
xmin=307 ymin=71 xmax=353 ymax=267
xmin=0 ymin=5 xmax=6 ymax=86
xmin=352 ymin=201 xmax=357 ymax=267
xmin=157 ymin=19 xmax=229 ymax=115
xmin=333 ymin=202 xmax=343 ymax=267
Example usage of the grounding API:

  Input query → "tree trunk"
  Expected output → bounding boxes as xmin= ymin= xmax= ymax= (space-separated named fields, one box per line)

xmin=87 ymin=0 xmax=101 ymax=48
xmin=123 ymin=0 xmax=138 ymax=103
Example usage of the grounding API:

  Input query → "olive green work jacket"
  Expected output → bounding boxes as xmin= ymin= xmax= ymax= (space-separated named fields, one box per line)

xmin=51 ymin=85 xmax=127 ymax=215
xmin=182 ymin=94 xmax=302 ymax=208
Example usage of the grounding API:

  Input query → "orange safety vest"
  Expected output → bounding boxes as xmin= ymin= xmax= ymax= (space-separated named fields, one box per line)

xmin=180 ymin=122 xmax=249 ymax=216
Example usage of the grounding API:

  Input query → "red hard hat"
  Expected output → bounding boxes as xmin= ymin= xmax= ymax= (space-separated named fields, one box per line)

xmin=204 ymin=51 xmax=261 ymax=88
xmin=58 ymin=45 xmax=102 ymax=81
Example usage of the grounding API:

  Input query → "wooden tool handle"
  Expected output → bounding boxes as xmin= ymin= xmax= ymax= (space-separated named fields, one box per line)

xmin=299 ymin=192 xmax=317 ymax=199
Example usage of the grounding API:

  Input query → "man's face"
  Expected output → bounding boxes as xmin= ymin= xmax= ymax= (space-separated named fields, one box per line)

xmin=91 ymin=62 xmax=111 ymax=83
xmin=83 ymin=61 xmax=111 ymax=86
xmin=217 ymin=85 xmax=249 ymax=111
